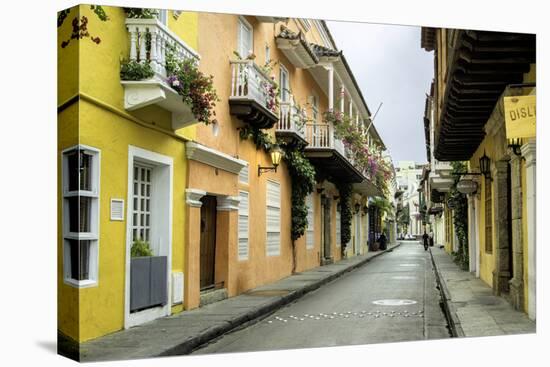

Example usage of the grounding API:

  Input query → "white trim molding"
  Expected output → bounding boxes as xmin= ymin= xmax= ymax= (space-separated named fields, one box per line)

xmin=217 ymin=195 xmax=241 ymax=211
xmin=61 ymin=144 xmax=101 ymax=289
xmin=186 ymin=142 xmax=248 ymax=175
xmin=521 ymin=139 xmax=536 ymax=320
xmin=186 ymin=188 xmax=206 ymax=207
xmin=125 ymin=145 xmax=174 ymax=329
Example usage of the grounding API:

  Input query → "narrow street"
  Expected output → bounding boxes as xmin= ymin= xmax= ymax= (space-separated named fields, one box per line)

xmin=193 ymin=241 xmax=450 ymax=354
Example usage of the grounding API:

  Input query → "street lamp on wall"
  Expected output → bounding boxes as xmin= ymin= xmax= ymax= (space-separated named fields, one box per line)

xmin=478 ymin=151 xmax=491 ymax=180
xmin=508 ymin=138 xmax=523 ymax=156
xmin=258 ymin=144 xmax=283 ymax=176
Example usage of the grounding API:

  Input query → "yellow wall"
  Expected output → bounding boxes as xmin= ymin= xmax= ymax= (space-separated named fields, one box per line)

xmin=58 ymin=6 xmax=80 ymax=105
xmin=471 ymin=138 xmax=496 ymax=288
xmin=193 ymin=13 xmax=337 ymax=293
xmin=57 ymin=102 xmax=80 ymax=339
xmin=58 ymin=5 xmax=200 ymax=342
xmin=76 ymin=6 xmax=196 ymax=139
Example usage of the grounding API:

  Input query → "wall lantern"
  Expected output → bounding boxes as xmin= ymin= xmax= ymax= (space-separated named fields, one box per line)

xmin=478 ymin=150 xmax=491 ymax=180
xmin=456 ymin=179 xmax=478 ymax=195
xmin=508 ymin=137 xmax=523 ymax=156
xmin=258 ymin=144 xmax=283 ymax=176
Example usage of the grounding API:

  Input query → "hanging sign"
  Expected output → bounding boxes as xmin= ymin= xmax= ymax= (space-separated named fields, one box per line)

xmin=504 ymin=95 xmax=536 ymax=139
xmin=456 ymin=179 xmax=478 ymax=195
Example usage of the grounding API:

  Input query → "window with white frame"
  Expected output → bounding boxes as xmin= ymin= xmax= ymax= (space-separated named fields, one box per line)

xmin=280 ymin=64 xmax=290 ymax=103
xmin=238 ymin=17 xmax=253 ymax=58
xmin=239 ymin=163 xmax=249 ymax=185
xmin=310 ymin=95 xmax=319 ymax=123
xmin=157 ymin=9 xmax=168 ymax=25
xmin=265 ymin=45 xmax=271 ymax=64
xmin=266 ymin=180 xmax=281 ymax=256
xmin=298 ymin=18 xmax=311 ymax=32
xmin=62 ymin=146 xmax=100 ymax=287
xmin=306 ymin=194 xmax=314 ymax=249
xmin=132 ymin=164 xmax=152 ymax=242
xmin=238 ymin=191 xmax=249 ymax=260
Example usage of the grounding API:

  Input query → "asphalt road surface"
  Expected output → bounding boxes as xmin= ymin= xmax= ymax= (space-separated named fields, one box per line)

xmin=193 ymin=241 xmax=451 ymax=354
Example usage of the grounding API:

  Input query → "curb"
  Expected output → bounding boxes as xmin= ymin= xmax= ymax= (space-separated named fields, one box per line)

xmin=428 ymin=248 xmax=465 ymax=338
xmin=159 ymin=243 xmax=401 ymax=356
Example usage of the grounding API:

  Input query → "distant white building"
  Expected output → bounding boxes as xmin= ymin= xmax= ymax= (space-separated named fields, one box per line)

xmin=395 ymin=160 xmax=425 ymax=236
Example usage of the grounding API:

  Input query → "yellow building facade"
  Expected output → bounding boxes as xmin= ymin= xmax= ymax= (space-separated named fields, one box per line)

xmin=421 ymin=27 xmax=536 ymax=320
xmin=58 ymin=5 xmax=199 ymax=342
xmin=58 ymin=6 xmax=390 ymax=344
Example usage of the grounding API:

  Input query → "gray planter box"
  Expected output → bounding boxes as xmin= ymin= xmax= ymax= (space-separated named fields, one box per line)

xmin=130 ymin=256 xmax=168 ymax=312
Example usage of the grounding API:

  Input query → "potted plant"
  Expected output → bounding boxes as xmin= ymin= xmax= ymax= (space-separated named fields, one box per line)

xmin=130 ymin=239 xmax=167 ymax=312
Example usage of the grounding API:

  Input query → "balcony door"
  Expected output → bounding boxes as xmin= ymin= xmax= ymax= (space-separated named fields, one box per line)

xmin=238 ymin=17 xmax=253 ymax=58
xmin=280 ymin=65 xmax=290 ymax=102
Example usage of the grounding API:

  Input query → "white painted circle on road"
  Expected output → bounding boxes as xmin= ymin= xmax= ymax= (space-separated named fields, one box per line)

xmin=372 ymin=299 xmax=418 ymax=306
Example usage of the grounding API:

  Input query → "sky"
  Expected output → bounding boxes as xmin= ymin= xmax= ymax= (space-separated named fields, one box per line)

xmin=326 ymin=20 xmax=434 ymax=165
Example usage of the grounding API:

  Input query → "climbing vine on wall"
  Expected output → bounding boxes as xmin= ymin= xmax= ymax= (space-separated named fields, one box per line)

xmin=58 ymin=5 xmax=109 ymax=48
xmin=336 ymin=182 xmax=353 ymax=255
xmin=238 ymin=125 xmax=316 ymax=272
xmin=448 ymin=161 xmax=469 ymax=270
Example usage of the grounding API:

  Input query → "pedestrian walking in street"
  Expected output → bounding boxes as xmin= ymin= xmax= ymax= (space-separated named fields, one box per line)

xmin=378 ymin=232 xmax=387 ymax=250
xmin=422 ymin=232 xmax=429 ymax=251
xmin=429 ymin=230 xmax=434 ymax=247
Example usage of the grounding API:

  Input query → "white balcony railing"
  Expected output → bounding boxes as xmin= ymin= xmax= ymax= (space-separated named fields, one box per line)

xmin=126 ymin=18 xmax=200 ymax=78
xmin=277 ymin=100 xmax=305 ymax=139
xmin=304 ymin=123 xmax=346 ymax=157
xmin=230 ymin=60 xmax=277 ymax=115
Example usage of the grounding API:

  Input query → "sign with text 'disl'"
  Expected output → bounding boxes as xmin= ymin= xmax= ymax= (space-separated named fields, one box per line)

xmin=504 ymin=95 xmax=536 ymax=139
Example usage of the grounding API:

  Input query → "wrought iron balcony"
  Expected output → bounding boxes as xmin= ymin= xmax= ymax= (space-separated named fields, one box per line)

xmin=229 ymin=60 xmax=279 ymax=129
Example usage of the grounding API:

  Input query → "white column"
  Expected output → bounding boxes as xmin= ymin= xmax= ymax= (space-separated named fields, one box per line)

xmin=138 ymin=26 xmax=147 ymax=63
xmin=521 ymin=139 xmax=536 ymax=321
xmin=129 ymin=27 xmax=138 ymax=61
xmin=149 ymin=28 xmax=158 ymax=73
xmin=468 ymin=195 xmax=478 ymax=274
xmin=475 ymin=195 xmax=481 ymax=278
xmin=349 ymin=100 xmax=353 ymax=117
xmin=328 ymin=66 xmax=334 ymax=111
xmin=340 ymin=85 xmax=345 ymax=114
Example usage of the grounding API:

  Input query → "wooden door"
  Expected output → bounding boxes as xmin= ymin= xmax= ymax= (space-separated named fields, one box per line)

xmin=200 ymin=196 xmax=217 ymax=290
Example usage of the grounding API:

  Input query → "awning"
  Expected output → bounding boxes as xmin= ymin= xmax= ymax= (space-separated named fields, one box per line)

xmin=432 ymin=30 xmax=535 ymax=161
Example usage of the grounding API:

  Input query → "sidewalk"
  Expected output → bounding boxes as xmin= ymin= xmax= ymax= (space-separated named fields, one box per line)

xmin=66 ymin=243 xmax=400 ymax=362
xmin=429 ymin=246 xmax=535 ymax=337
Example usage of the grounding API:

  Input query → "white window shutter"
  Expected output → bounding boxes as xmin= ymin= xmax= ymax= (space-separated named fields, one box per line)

xmin=238 ymin=18 xmax=253 ymax=58
xmin=239 ymin=164 xmax=249 ymax=184
xmin=266 ymin=181 xmax=281 ymax=256
xmin=306 ymin=194 xmax=314 ymax=249
xmin=238 ymin=191 xmax=249 ymax=260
